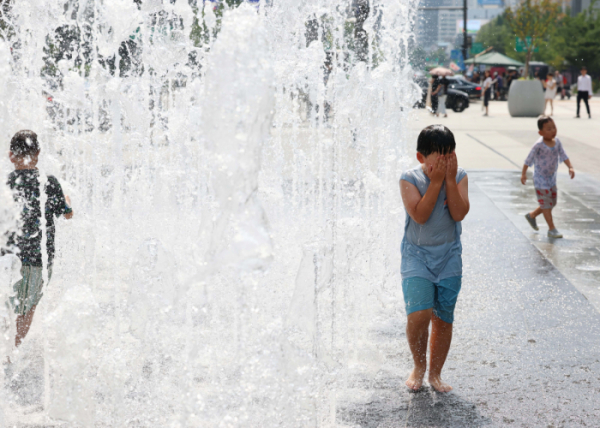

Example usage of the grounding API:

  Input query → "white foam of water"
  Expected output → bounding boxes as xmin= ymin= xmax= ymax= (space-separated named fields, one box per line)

xmin=576 ymin=265 xmax=600 ymax=272
xmin=0 ymin=0 xmax=419 ymax=425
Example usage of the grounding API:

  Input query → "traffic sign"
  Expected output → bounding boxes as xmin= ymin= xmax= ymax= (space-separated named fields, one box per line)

xmin=470 ymin=42 xmax=484 ymax=55
xmin=516 ymin=37 xmax=539 ymax=53
xmin=450 ymin=49 xmax=465 ymax=71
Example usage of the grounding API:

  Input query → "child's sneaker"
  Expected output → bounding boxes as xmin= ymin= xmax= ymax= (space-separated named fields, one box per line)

xmin=525 ymin=213 xmax=539 ymax=231
xmin=548 ymin=229 xmax=563 ymax=238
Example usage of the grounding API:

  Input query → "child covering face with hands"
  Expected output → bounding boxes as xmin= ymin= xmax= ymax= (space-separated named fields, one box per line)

xmin=399 ymin=125 xmax=470 ymax=393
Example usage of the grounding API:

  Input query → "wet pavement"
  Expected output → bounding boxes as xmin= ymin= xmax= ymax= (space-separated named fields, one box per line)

xmin=337 ymin=170 xmax=600 ymax=428
xmin=474 ymin=170 xmax=600 ymax=312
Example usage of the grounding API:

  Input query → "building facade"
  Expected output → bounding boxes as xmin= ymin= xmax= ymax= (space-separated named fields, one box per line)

xmin=415 ymin=0 xmax=504 ymax=53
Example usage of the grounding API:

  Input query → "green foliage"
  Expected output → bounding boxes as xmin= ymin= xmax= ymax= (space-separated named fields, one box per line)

xmin=0 ymin=0 xmax=14 ymax=40
xmin=189 ymin=0 xmax=245 ymax=48
xmin=505 ymin=0 xmax=563 ymax=75
xmin=475 ymin=13 xmax=512 ymax=56
xmin=477 ymin=2 xmax=600 ymax=74
xmin=557 ymin=6 xmax=600 ymax=73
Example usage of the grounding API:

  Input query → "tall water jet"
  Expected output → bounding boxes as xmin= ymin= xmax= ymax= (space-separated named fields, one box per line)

xmin=0 ymin=0 xmax=419 ymax=425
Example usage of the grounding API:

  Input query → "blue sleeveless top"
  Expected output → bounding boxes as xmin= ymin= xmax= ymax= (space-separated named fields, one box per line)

xmin=400 ymin=165 xmax=467 ymax=282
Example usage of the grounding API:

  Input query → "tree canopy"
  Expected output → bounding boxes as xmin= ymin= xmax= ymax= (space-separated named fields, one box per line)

xmin=477 ymin=2 xmax=600 ymax=74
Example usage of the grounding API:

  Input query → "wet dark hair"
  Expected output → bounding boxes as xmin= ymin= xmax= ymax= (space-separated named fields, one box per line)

xmin=417 ymin=125 xmax=456 ymax=156
xmin=10 ymin=130 xmax=40 ymax=157
xmin=581 ymin=66 xmax=587 ymax=71
xmin=537 ymin=116 xmax=554 ymax=131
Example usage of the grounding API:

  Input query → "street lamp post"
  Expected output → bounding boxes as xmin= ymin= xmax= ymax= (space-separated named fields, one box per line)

xmin=463 ymin=0 xmax=468 ymax=62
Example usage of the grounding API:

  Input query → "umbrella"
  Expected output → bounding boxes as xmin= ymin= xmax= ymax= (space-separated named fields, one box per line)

xmin=429 ymin=67 xmax=454 ymax=76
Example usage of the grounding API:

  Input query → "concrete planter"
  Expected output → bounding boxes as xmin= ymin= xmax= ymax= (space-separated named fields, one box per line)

xmin=508 ymin=80 xmax=545 ymax=117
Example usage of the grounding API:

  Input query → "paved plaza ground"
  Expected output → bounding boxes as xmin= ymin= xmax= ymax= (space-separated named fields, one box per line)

xmin=417 ymin=97 xmax=600 ymax=180
xmin=336 ymin=98 xmax=600 ymax=427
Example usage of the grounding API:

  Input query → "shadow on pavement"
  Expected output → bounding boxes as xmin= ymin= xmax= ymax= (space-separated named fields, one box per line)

xmin=407 ymin=388 xmax=490 ymax=427
xmin=338 ymin=383 xmax=490 ymax=428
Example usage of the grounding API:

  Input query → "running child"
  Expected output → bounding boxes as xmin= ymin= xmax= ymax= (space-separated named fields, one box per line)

xmin=523 ymin=117 xmax=575 ymax=238
xmin=399 ymin=125 xmax=470 ymax=393
xmin=4 ymin=130 xmax=73 ymax=347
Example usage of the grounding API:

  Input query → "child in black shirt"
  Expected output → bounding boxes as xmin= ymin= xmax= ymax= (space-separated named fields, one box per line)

xmin=4 ymin=130 xmax=73 ymax=347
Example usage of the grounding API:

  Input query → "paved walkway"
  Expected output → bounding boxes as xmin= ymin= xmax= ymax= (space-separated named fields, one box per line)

xmin=337 ymin=170 xmax=600 ymax=427
xmin=412 ymin=97 xmax=600 ymax=181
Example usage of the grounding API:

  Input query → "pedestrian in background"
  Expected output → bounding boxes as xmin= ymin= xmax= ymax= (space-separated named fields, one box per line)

xmin=430 ymin=75 xmax=440 ymax=116
xmin=436 ymin=76 xmax=448 ymax=118
xmin=576 ymin=66 xmax=592 ymax=119
xmin=482 ymin=70 xmax=494 ymax=116
xmin=543 ymin=74 xmax=557 ymax=116
xmin=554 ymin=70 xmax=564 ymax=99
xmin=495 ymin=72 xmax=505 ymax=100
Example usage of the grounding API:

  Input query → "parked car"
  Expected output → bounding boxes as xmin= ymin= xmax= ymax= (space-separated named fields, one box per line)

xmin=446 ymin=88 xmax=469 ymax=112
xmin=446 ymin=76 xmax=482 ymax=99
xmin=413 ymin=76 xmax=469 ymax=113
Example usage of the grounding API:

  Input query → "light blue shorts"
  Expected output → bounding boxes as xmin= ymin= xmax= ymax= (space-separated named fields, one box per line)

xmin=402 ymin=276 xmax=462 ymax=324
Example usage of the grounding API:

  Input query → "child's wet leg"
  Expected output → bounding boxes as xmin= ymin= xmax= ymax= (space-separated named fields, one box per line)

xmin=529 ymin=206 xmax=542 ymax=219
xmin=428 ymin=313 xmax=453 ymax=392
xmin=406 ymin=308 xmax=432 ymax=391
xmin=15 ymin=305 xmax=37 ymax=348
xmin=541 ymin=208 xmax=555 ymax=230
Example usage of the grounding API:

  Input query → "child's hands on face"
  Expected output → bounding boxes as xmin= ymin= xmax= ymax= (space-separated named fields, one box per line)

xmin=445 ymin=152 xmax=458 ymax=182
xmin=430 ymin=155 xmax=447 ymax=184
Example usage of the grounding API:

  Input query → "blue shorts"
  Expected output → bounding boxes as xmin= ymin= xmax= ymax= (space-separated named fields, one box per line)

xmin=402 ymin=276 xmax=462 ymax=324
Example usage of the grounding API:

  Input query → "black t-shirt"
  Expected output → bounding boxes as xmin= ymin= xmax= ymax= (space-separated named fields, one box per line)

xmin=431 ymin=78 xmax=440 ymax=98
xmin=4 ymin=170 xmax=72 ymax=267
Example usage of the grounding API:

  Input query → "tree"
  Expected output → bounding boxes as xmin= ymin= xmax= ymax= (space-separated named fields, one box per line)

xmin=0 ymin=0 xmax=14 ymax=40
xmin=505 ymin=0 xmax=563 ymax=77
xmin=558 ymin=6 xmax=600 ymax=74
xmin=476 ymin=12 xmax=512 ymax=56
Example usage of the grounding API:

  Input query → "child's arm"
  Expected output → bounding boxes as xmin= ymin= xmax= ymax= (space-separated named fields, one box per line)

xmin=521 ymin=164 xmax=529 ymax=185
xmin=400 ymin=156 xmax=446 ymax=225
xmin=564 ymin=159 xmax=575 ymax=179
xmin=64 ymin=195 xmax=74 ymax=219
xmin=522 ymin=144 xmax=537 ymax=184
xmin=558 ymin=141 xmax=574 ymax=179
xmin=445 ymin=152 xmax=470 ymax=222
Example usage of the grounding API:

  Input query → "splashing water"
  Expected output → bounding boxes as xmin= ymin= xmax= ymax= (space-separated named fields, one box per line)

xmin=0 ymin=0 xmax=419 ymax=425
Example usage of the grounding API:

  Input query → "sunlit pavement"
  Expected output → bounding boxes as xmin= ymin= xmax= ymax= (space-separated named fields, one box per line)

xmin=345 ymin=100 xmax=600 ymax=427
xmin=412 ymin=97 xmax=600 ymax=179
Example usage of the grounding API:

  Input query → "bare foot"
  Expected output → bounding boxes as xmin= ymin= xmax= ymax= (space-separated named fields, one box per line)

xmin=428 ymin=375 xmax=452 ymax=393
xmin=406 ymin=367 xmax=426 ymax=391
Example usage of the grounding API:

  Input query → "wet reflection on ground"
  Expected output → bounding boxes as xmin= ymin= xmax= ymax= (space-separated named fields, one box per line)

xmin=472 ymin=170 xmax=600 ymax=311
xmin=338 ymin=384 xmax=489 ymax=427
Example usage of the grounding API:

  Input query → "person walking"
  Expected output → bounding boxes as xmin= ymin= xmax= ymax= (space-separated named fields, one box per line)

xmin=482 ymin=70 xmax=493 ymax=116
xmin=437 ymin=76 xmax=448 ymax=118
xmin=576 ymin=67 xmax=592 ymax=119
xmin=544 ymin=74 xmax=557 ymax=116
xmin=495 ymin=72 xmax=505 ymax=100
xmin=430 ymin=75 xmax=440 ymax=116
xmin=555 ymin=70 xmax=564 ymax=100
